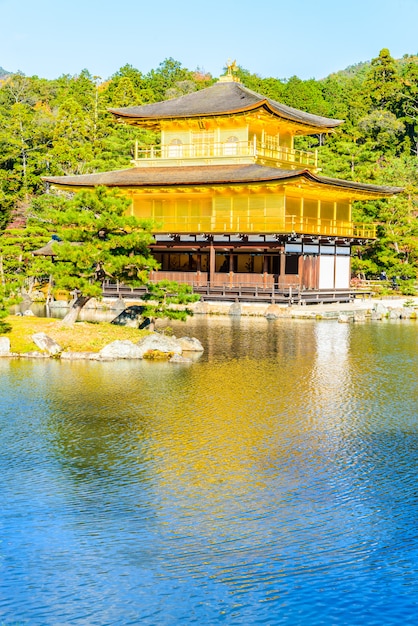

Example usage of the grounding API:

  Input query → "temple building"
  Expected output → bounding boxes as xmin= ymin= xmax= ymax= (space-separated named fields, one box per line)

xmin=43 ymin=64 xmax=402 ymax=301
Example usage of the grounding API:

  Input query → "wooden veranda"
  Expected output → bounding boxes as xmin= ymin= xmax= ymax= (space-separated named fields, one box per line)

xmin=102 ymin=279 xmax=356 ymax=306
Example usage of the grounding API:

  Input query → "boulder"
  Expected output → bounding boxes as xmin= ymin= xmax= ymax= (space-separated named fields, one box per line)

xmin=264 ymin=304 xmax=283 ymax=320
xmin=229 ymin=302 xmax=242 ymax=316
xmin=401 ymin=308 xmax=414 ymax=319
xmin=389 ymin=308 xmax=402 ymax=319
xmin=338 ymin=314 xmax=352 ymax=324
xmin=139 ymin=317 xmax=155 ymax=331
xmin=20 ymin=351 xmax=50 ymax=358
xmin=111 ymin=305 xmax=145 ymax=328
xmin=353 ymin=311 xmax=366 ymax=323
xmin=374 ymin=303 xmax=388 ymax=316
xmin=31 ymin=332 xmax=62 ymax=355
xmin=177 ymin=336 xmax=204 ymax=352
xmin=113 ymin=297 xmax=126 ymax=311
xmin=136 ymin=333 xmax=182 ymax=358
xmin=0 ymin=337 xmax=11 ymax=355
xmin=192 ymin=300 xmax=209 ymax=315
xmin=99 ymin=340 xmax=143 ymax=359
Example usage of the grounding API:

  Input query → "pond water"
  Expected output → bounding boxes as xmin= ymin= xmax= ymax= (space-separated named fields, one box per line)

xmin=1 ymin=317 xmax=417 ymax=625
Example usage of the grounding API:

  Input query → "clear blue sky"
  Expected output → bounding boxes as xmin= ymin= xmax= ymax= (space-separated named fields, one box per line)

xmin=1 ymin=0 xmax=417 ymax=81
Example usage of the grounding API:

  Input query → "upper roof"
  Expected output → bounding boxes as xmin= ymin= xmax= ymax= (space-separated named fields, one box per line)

xmin=43 ymin=164 xmax=402 ymax=197
xmin=109 ymin=80 xmax=344 ymax=131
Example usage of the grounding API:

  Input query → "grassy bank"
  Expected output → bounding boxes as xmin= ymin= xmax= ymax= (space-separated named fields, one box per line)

xmin=2 ymin=316 xmax=149 ymax=354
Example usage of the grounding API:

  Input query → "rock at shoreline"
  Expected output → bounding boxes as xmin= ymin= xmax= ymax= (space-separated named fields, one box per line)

xmin=389 ymin=308 xmax=402 ymax=319
xmin=192 ymin=301 xmax=209 ymax=315
xmin=0 ymin=337 xmax=11 ymax=355
xmin=31 ymin=332 xmax=62 ymax=356
xmin=136 ymin=333 xmax=183 ymax=358
xmin=353 ymin=311 xmax=366 ymax=322
xmin=19 ymin=351 xmax=50 ymax=359
xmin=338 ymin=314 xmax=352 ymax=324
xmin=229 ymin=302 xmax=242 ymax=316
xmin=99 ymin=340 xmax=142 ymax=359
xmin=111 ymin=305 xmax=145 ymax=328
xmin=374 ymin=303 xmax=389 ymax=316
xmin=264 ymin=304 xmax=288 ymax=319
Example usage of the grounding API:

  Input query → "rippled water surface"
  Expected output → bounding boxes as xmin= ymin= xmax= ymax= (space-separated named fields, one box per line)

xmin=1 ymin=318 xmax=417 ymax=625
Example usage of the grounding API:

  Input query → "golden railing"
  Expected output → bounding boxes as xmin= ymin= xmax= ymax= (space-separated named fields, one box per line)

xmin=150 ymin=215 xmax=376 ymax=238
xmin=133 ymin=141 xmax=318 ymax=168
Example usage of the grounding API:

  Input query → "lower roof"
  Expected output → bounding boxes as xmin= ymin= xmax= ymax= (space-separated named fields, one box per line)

xmin=43 ymin=164 xmax=402 ymax=197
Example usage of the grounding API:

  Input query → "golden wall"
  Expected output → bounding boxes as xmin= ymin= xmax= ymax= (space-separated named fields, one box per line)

xmin=132 ymin=190 xmax=352 ymax=237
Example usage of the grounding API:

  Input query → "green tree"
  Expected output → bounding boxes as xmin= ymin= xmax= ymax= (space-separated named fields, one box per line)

xmin=352 ymin=156 xmax=418 ymax=280
xmin=0 ymin=177 xmax=13 ymax=231
xmin=397 ymin=59 xmax=418 ymax=155
xmin=103 ymin=65 xmax=155 ymax=106
xmin=358 ymin=110 xmax=405 ymax=155
xmin=0 ymin=224 xmax=43 ymax=332
xmin=144 ymin=58 xmax=195 ymax=101
xmin=0 ymin=74 xmax=55 ymax=212
xmin=281 ymin=76 xmax=330 ymax=117
xmin=364 ymin=48 xmax=400 ymax=112
xmin=29 ymin=186 xmax=158 ymax=323
xmin=0 ymin=289 xmax=12 ymax=333
xmin=50 ymin=97 xmax=94 ymax=174
xmin=140 ymin=280 xmax=200 ymax=325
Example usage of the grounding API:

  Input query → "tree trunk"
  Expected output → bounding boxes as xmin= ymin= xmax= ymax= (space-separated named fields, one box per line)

xmin=0 ymin=255 xmax=4 ymax=288
xmin=61 ymin=296 xmax=91 ymax=325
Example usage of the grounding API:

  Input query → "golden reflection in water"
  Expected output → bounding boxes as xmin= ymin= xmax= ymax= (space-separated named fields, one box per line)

xmin=44 ymin=335 xmax=322 ymax=520
xmin=133 ymin=334 xmax=325 ymax=513
xmin=42 ymin=320 xmax=417 ymax=531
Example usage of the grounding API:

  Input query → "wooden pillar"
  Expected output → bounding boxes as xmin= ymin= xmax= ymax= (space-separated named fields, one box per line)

xmin=298 ymin=254 xmax=304 ymax=289
xmin=228 ymin=251 xmax=234 ymax=287
xmin=313 ymin=256 xmax=319 ymax=289
xmin=196 ymin=253 xmax=202 ymax=287
xmin=228 ymin=251 xmax=234 ymax=272
xmin=279 ymin=251 xmax=286 ymax=288
xmin=209 ymin=243 xmax=215 ymax=284
xmin=263 ymin=254 xmax=269 ymax=288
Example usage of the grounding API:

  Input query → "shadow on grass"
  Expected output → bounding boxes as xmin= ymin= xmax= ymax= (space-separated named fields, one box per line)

xmin=0 ymin=321 xmax=12 ymax=334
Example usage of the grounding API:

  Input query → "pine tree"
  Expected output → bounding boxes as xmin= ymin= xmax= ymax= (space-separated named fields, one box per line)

xmin=29 ymin=186 xmax=158 ymax=323
xmin=364 ymin=48 xmax=400 ymax=112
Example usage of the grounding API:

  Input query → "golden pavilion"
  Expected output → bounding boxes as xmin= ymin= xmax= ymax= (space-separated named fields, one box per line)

xmin=44 ymin=64 xmax=402 ymax=301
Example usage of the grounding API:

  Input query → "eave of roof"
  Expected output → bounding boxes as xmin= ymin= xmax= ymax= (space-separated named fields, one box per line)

xmin=42 ymin=164 xmax=403 ymax=197
xmin=108 ymin=80 xmax=344 ymax=130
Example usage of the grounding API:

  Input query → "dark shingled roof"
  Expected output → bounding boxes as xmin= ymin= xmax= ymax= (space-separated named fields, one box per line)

xmin=32 ymin=240 xmax=58 ymax=256
xmin=109 ymin=80 xmax=344 ymax=130
xmin=43 ymin=164 xmax=403 ymax=196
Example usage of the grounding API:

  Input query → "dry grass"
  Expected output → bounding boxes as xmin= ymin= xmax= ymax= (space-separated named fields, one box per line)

xmin=3 ymin=315 xmax=148 ymax=354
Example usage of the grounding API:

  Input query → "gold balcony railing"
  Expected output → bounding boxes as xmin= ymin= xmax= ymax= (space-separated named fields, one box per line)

xmin=149 ymin=215 xmax=376 ymax=238
xmin=133 ymin=140 xmax=318 ymax=169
